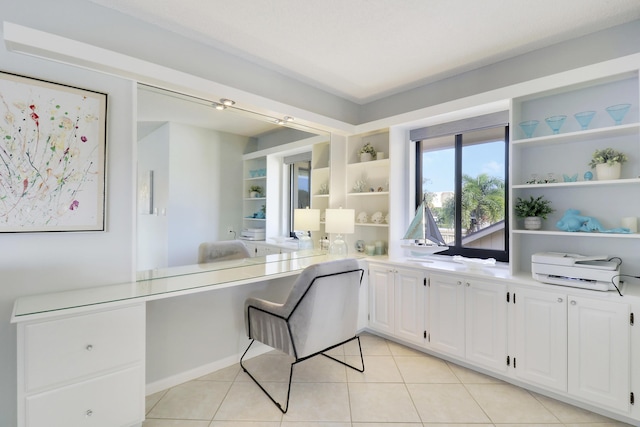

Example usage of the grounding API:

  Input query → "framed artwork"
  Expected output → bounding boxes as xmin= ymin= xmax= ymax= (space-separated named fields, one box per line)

xmin=0 ymin=71 xmax=107 ymax=232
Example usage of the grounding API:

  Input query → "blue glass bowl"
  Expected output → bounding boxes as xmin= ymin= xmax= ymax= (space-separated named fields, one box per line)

xmin=545 ymin=115 xmax=566 ymax=134
xmin=574 ymin=111 xmax=595 ymax=130
xmin=519 ymin=120 xmax=539 ymax=138
xmin=605 ymin=103 xmax=631 ymax=125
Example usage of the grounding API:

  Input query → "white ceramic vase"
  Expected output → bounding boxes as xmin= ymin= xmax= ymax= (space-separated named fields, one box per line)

xmin=360 ymin=152 xmax=373 ymax=162
xmin=524 ymin=216 xmax=542 ymax=230
xmin=595 ymin=162 xmax=621 ymax=180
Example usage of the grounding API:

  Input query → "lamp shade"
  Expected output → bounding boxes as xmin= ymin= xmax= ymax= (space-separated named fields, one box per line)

xmin=294 ymin=208 xmax=320 ymax=231
xmin=325 ymin=208 xmax=355 ymax=234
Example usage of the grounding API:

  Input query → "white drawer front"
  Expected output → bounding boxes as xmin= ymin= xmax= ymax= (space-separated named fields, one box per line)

xmin=24 ymin=304 xmax=145 ymax=392
xmin=26 ymin=364 xmax=144 ymax=427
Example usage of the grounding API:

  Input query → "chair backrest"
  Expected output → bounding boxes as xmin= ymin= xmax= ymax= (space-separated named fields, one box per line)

xmin=284 ymin=258 xmax=363 ymax=358
xmin=198 ymin=240 xmax=251 ymax=263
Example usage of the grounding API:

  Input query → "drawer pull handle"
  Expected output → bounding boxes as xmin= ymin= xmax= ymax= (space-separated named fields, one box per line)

xmin=457 ymin=281 xmax=462 ymax=285
xmin=466 ymin=282 xmax=470 ymax=287
xmin=86 ymin=344 xmax=93 ymax=351
xmin=570 ymin=300 xmax=577 ymax=306
xmin=86 ymin=409 xmax=93 ymax=417
xmin=557 ymin=298 xmax=563 ymax=303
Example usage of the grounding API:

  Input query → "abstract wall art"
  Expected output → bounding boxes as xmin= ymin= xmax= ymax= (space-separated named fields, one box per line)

xmin=0 ymin=72 xmax=107 ymax=232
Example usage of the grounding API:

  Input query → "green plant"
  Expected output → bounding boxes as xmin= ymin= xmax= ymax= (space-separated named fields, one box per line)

xmin=514 ymin=196 xmax=554 ymax=219
xmin=359 ymin=143 xmax=377 ymax=158
xmin=589 ymin=148 xmax=628 ymax=168
xmin=249 ymin=185 xmax=263 ymax=194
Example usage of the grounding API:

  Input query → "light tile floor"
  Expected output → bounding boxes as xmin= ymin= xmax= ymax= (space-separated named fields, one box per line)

xmin=144 ymin=333 xmax=633 ymax=427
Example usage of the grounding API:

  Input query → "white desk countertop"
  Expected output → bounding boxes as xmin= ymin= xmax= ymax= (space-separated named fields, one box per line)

xmin=11 ymin=250 xmax=350 ymax=322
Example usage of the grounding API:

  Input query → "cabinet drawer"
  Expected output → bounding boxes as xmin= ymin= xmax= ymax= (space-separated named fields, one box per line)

xmin=25 ymin=364 xmax=144 ymax=427
xmin=24 ymin=304 xmax=145 ymax=392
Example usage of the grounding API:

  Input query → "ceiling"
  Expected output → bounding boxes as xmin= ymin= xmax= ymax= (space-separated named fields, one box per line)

xmin=92 ymin=0 xmax=640 ymax=105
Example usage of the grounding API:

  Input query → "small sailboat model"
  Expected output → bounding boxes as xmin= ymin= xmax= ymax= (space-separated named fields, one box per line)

xmin=402 ymin=197 xmax=447 ymax=255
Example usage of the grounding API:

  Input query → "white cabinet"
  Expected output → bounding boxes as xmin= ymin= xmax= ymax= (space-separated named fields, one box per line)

xmin=465 ymin=279 xmax=508 ymax=372
xmin=394 ymin=267 xmax=427 ymax=345
xmin=568 ymin=295 xmax=631 ymax=413
xmin=368 ymin=263 xmax=426 ymax=344
xmin=428 ymin=274 xmax=465 ymax=357
xmin=17 ymin=303 xmax=145 ymax=427
xmin=509 ymin=286 xmax=568 ymax=392
xmin=429 ymin=274 xmax=507 ymax=371
xmin=368 ymin=264 xmax=395 ymax=335
xmin=509 ymin=286 xmax=632 ymax=412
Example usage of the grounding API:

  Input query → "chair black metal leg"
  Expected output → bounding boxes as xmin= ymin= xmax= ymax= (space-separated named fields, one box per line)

xmin=321 ymin=335 xmax=365 ymax=372
xmin=239 ymin=339 xmax=293 ymax=413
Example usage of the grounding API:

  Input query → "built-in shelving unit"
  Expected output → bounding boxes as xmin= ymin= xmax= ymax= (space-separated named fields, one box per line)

xmin=346 ymin=130 xmax=390 ymax=254
xmin=242 ymin=156 xmax=267 ymax=238
xmin=510 ymin=70 xmax=640 ymax=275
xmin=310 ymin=141 xmax=330 ymax=243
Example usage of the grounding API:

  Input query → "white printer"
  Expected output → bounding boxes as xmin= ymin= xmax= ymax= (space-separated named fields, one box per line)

xmin=531 ymin=252 xmax=620 ymax=291
xmin=240 ymin=228 xmax=266 ymax=241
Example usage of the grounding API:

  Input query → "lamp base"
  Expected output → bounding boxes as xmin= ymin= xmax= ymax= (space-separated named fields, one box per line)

xmin=329 ymin=235 xmax=348 ymax=256
xmin=298 ymin=234 xmax=314 ymax=250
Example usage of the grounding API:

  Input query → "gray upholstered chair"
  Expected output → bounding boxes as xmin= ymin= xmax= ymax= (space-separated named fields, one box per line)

xmin=241 ymin=258 xmax=365 ymax=413
xmin=197 ymin=240 xmax=251 ymax=263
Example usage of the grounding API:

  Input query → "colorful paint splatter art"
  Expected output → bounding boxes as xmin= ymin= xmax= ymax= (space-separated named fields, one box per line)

xmin=0 ymin=72 xmax=106 ymax=232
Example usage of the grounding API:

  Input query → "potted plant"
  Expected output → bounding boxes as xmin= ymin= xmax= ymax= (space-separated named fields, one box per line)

xmin=249 ymin=185 xmax=263 ymax=198
xmin=514 ymin=196 xmax=554 ymax=230
xmin=588 ymin=148 xmax=627 ymax=180
xmin=359 ymin=143 xmax=377 ymax=162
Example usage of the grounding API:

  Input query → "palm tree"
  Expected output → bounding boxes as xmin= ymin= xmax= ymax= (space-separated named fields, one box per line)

xmin=461 ymin=173 xmax=504 ymax=232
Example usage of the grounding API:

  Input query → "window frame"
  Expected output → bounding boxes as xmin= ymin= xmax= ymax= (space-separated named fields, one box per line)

xmin=414 ymin=125 xmax=510 ymax=262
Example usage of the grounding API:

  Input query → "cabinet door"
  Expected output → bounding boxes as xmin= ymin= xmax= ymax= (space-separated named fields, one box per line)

xmin=465 ymin=279 xmax=507 ymax=373
xmin=512 ymin=287 xmax=567 ymax=392
xmin=394 ymin=267 xmax=426 ymax=345
xmin=368 ymin=264 xmax=395 ymax=334
xmin=428 ymin=274 xmax=465 ymax=357
xmin=568 ymin=296 xmax=630 ymax=412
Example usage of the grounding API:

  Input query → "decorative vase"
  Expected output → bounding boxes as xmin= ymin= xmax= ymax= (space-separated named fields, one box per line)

xmin=250 ymin=191 xmax=260 ymax=198
xmin=360 ymin=152 xmax=372 ymax=162
xmin=524 ymin=216 xmax=542 ymax=230
xmin=595 ymin=162 xmax=621 ymax=180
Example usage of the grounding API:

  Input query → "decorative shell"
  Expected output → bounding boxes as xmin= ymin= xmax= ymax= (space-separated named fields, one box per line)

xmin=357 ymin=211 xmax=368 ymax=223
xmin=371 ymin=211 xmax=384 ymax=224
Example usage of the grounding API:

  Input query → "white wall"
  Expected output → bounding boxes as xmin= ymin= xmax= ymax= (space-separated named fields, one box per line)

xmin=137 ymin=122 xmax=249 ymax=269
xmin=167 ymin=123 xmax=249 ymax=266
xmin=137 ymin=124 xmax=170 ymax=270
xmin=0 ymin=30 xmax=136 ymax=426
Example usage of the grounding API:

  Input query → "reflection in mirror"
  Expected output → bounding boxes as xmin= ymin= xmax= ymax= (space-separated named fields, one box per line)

xmin=136 ymin=85 xmax=325 ymax=276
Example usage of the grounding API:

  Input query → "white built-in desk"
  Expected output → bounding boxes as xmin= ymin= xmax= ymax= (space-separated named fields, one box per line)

xmin=11 ymin=250 xmax=344 ymax=427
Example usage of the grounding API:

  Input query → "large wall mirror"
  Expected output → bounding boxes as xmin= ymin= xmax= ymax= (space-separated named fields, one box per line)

xmin=136 ymin=85 xmax=325 ymax=273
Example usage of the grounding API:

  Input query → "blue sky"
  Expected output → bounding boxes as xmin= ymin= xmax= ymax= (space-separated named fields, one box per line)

xmin=422 ymin=141 xmax=505 ymax=193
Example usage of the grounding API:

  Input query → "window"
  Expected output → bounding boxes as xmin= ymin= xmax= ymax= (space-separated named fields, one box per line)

xmin=413 ymin=117 xmax=509 ymax=262
xmin=287 ymin=159 xmax=311 ymax=236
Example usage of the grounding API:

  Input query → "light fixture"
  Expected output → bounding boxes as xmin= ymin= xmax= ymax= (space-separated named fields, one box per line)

xmin=284 ymin=116 xmax=294 ymax=122
xmin=220 ymin=98 xmax=235 ymax=106
xmin=213 ymin=102 xmax=226 ymax=110
xmin=325 ymin=208 xmax=355 ymax=256
xmin=294 ymin=207 xmax=320 ymax=249
xmin=275 ymin=119 xmax=285 ymax=125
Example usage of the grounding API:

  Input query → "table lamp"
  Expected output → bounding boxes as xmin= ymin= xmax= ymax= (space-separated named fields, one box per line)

xmin=325 ymin=208 xmax=355 ymax=255
xmin=294 ymin=207 xmax=320 ymax=249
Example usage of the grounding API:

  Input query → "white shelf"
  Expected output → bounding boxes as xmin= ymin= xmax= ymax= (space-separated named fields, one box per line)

xmin=348 ymin=191 xmax=389 ymax=197
xmin=512 ymin=123 xmax=639 ymax=147
xmin=512 ymin=177 xmax=640 ymax=189
xmin=356 ymin=223 xmax=389 ymax=228
xmin=347 ymin=158 xmax=390 ymax=168
xmin=244 ymin=197 xmax=266 ymax=201
xmin=512 ymin=229 xmax=640 ymax=238
xmin=313 ymin=194 xmax=330 ymax=198
xmin=244 ymin=218 xmax=266 ymax=222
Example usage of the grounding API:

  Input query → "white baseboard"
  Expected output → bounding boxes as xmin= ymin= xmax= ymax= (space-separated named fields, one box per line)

xmin=145 ymin=341 xmax=272 ymax=396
